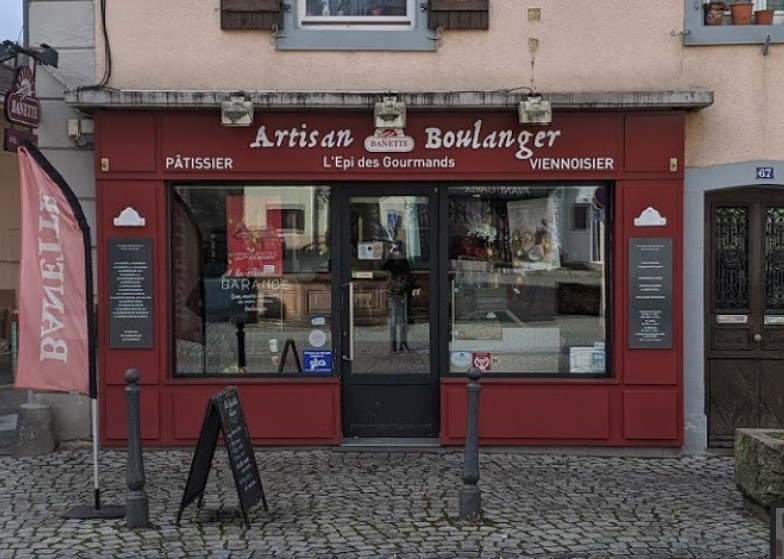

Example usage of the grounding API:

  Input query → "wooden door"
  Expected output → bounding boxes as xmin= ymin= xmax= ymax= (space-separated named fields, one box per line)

xmin=707 ymin=189 xmax=784 ymax=447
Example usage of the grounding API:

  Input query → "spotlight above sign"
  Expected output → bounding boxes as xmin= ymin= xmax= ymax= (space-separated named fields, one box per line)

xmin=519 ymin=94 xmax=552 ymax=126
xmin=221 ymin=93 xmax=254 ymax=127
xmin=374 ymin=96 xmax=406 ymax=130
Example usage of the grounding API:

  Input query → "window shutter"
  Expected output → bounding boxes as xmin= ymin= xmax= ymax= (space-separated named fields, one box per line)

xmin=428 ymin=0 xmax=489 ymax=30
xmin=221 ymin=0 xmax=283 ymax=30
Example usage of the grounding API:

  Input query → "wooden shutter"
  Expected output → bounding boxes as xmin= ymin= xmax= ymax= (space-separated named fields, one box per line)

xmin=221 ymin=0 xmax=283 ymax=30
xmin=428 ymin=0 xmax=489 ymax=30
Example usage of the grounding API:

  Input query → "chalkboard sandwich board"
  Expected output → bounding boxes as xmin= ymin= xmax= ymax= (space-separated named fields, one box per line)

xmin=176 ymin=387 xmax=268 ymax=528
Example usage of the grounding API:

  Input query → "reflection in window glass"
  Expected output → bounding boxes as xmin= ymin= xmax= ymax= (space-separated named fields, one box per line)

xmin=448 ymin=185 xmax=609 ymax=376
xmin=301 ymin=0 xmax=412 ymax=23
xmin=172 ymin=186 xmax=332 ymax=376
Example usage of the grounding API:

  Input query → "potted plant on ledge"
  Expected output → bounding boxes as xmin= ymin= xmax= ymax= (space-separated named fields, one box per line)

xmin=755 ymin=8 xmax=775 ymax=23
xmin=366 ymin=0 xmax=386 ymax=15
xmin=729 ymin=0 xmax=754 ymax=24
xmin=704 ymin=1 xmax=727 ymax=25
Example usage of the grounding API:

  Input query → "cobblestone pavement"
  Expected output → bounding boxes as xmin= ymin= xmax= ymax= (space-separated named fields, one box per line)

xmin=0 ymin=447 xmax=769 ymax=558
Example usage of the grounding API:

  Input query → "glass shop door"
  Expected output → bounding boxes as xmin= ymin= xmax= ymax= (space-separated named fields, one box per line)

xmin=340 ymin=185 xmax=439 ymax=437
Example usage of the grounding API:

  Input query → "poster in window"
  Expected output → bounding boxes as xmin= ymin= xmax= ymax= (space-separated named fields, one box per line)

xmin=507 ymin=191 xmax=562 ymax=271
xmin=226 ymin=195 xmax=283 ymax=277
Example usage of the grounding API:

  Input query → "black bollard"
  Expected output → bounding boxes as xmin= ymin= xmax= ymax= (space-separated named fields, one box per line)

xmin=236 ymin=322 xmax=246 ymax=370
xmin=459 ymin=366 xmax=482 ymax=521
xmin=124 ymin=368 xmax=149 ymax=529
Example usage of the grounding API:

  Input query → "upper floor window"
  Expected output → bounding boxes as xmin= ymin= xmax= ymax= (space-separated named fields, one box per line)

xmin=279 ymin=0 xmax=434 ymax=50
xmin=220 ymin=0 xmax=487 ymax=50
xmin=300 ymin=0 xmax=415 ymax=28
xmin=685 ymin=0 xmax=784 ymax=45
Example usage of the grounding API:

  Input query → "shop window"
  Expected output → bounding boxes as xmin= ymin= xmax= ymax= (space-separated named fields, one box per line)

xmin=685 ymin=0 xmax=784 ymax=45
xmin=171 ymin=185 xmax=332 ymax=377
xmin=448 ymin=185 xmax=610 ymax=376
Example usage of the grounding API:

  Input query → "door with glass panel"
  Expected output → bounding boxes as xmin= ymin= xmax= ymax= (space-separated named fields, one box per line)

xmin=340 ymin=187 xmax=438 ymax=437
xmin=707 ymin=189 xmax=784 ymax=447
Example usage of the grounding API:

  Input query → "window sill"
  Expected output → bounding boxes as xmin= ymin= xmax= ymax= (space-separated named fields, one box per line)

xmin=440 ymin=375 xmax=616 ymax=383
xmin=167 ymin=375 xmax=339 ymax=383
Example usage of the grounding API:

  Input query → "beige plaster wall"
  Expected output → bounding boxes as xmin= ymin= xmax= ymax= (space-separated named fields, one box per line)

xmin=95 ymin=0 xmax=782 ymax=168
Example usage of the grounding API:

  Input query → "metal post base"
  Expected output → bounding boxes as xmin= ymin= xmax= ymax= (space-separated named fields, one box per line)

xmin=459 ymin=486 xmax=482 ymax=522
xmin=64 ymin=504 xmax=125 ymax=519
xmin=126 ymin=492 xmax=150 ymax=529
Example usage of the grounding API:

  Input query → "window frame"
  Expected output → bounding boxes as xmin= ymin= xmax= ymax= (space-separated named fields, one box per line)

xmin=277 ymin=0 xmax=436 ymax=51
xmin=684 ymin=1 xmax=784 ymax=45
xmin=440 ymin=182 xmax=614 ymax=379
xmin=298 ymin=0 xmax=416 ymax=29
xmin=169 ymin=181 xmax=613 ymax=380
xmin=170 ymin=182 xmax=336 ymax=379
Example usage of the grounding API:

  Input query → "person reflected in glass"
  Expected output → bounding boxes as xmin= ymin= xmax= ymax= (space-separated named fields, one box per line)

xmin=382 ymin=240 xmax=420 ymax=353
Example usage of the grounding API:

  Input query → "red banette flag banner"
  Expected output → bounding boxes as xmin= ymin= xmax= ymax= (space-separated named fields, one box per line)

xmin=14 ymin=146 xmax=89 ymax=395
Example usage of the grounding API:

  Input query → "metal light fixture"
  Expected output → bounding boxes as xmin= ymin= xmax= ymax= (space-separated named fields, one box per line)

xmin=518 ymin=94 xmax=552 ymax=126
xmin=374 ymin=96 xmax=406 ymax=130
xmin=0 ymin=40 xmax=59 ymax=67
xmin=221 ymin=92 xmax=254 ymax=127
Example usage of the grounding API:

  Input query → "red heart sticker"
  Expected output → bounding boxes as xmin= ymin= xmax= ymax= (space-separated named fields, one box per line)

xmin=472 ymin=353 xmax=491 ymax=372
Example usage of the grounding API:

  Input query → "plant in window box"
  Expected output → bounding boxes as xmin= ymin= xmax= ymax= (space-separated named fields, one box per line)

xmin=383 ymin=0 xmax=406 ymax=15
xmin=704 ymin=1 xmax=727 ymax=25
xmin=755 ymin=8 xmax=775 ymax=23
xmin=366 ymin=0 xmax=406 ymax=16
xmin=365 ymin=0 xmax=388 ymax=15
xmin=728 ymin=0 xmax=754 ymax=24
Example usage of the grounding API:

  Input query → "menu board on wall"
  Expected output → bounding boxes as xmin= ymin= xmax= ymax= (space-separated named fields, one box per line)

xmin=109 ymin=238 xmax=154 ymax=349
xmin=628 ymin=238 xmax=672 ymax=349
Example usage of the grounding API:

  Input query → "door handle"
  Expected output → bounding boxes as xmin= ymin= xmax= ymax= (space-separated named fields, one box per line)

xmin=343 ymin=282 xmax=354 ymax=361
xmin=754 ymin=333 xmax=762 ymax=342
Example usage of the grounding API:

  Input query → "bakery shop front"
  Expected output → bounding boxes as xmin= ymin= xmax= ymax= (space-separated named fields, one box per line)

xmin=89 ymin=93 xmax=701 ymax=447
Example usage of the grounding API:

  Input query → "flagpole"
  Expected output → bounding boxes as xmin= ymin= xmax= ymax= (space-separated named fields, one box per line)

xmin=64 ymin=144 xmax=122 ymax=519
xmin=83 ymin=215 xmax=103 ymax=513
xmin=63 ymin=213 xmax=122 ymax=518
xmin=17 ymin=141 xmax=124 ymax=520
xmin=81 ymin=219 xmax=122 ymax=517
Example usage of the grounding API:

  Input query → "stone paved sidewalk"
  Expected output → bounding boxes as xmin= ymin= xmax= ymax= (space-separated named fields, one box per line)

xmin=0 ymin=447 xmax=770 ymax=558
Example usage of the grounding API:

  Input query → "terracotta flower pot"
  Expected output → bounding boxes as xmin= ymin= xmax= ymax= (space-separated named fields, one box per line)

xmin=730 ymin=2 xmax=754 ymax=24
xmin=755 ymin=8 xmax=775 ymax=24
xmin=704 ymin=2 xmax=727 ymax=24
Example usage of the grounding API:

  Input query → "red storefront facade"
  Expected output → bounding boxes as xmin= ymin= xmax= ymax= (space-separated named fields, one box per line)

xmin=96 ymin=108 xmax=684 ymax=448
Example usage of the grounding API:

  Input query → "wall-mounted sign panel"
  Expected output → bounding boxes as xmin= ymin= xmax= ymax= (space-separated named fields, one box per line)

xmin=109 ymin=238 xmax=154 ymax=349
xmin=628 ymin=238 xmax=673 ymax=349
xmin=4 ymin=66 xmax=42 ymax=128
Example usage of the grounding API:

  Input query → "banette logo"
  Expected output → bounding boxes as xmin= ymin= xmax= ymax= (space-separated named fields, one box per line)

xmin=364 ymin=129 xmax=414 ymax=153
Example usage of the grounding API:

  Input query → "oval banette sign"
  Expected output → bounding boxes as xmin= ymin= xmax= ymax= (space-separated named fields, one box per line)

xmin=4 ymin=66 xmax=41 ymax=128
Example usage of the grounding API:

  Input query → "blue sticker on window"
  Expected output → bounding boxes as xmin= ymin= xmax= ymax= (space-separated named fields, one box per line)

xmin=303 ymin=351 xmax=332 ymax=374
